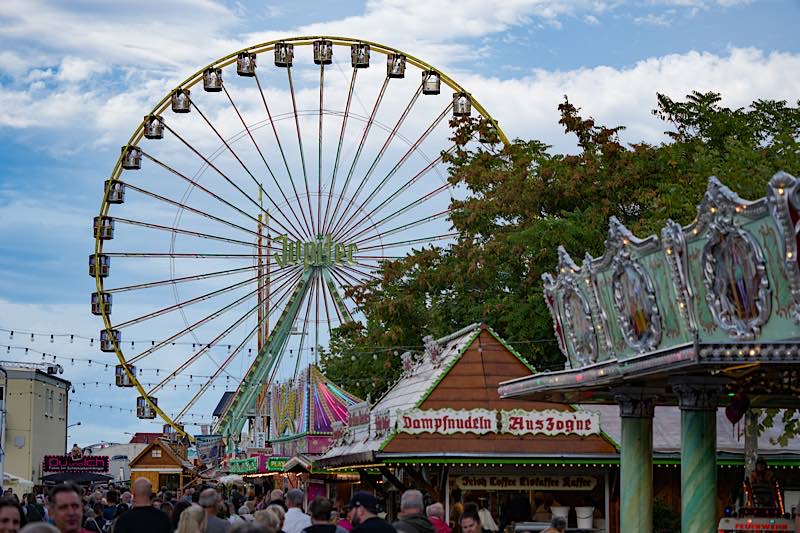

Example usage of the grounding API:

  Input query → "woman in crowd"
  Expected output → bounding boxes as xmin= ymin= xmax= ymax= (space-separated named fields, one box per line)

xmin=176 ymin=504 xmax=206 ymax=533
xmin=0 ymin=498 xmax=27 ymax=533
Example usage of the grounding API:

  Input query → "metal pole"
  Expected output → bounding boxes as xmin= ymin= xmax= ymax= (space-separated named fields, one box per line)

xmin=0 ymin=366 xmax=6 ymax=491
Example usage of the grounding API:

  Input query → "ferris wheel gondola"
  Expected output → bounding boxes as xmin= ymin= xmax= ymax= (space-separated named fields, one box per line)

xmin=91 ymin=36 xmax=507 ymax=444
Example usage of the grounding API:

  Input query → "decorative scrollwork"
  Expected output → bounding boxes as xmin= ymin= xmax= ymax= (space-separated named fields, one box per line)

xmin=606 ymin=218 xmax=662 ymax=353
xmin=543 ymin=247 xmax=603 ymax=368
xmin=767 ymin=171 xmax=800 ymax=324
xmin=702 ymin=217 xmax=770 ymax=340
xmin=661 ymin=219 xmax=697 ymax=333
xmin=562 ymin=285 xmax=598 ymax=367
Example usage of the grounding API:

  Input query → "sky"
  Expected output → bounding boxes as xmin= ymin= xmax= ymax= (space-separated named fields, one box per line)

xmin=1 ymin=0 xmax=799 ymax=451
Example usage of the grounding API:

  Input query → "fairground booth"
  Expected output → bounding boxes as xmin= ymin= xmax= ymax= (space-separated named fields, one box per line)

xmin=499 ymin=172 xmax=800 ymax=533
xmin=226 ymin=364 xmax=362 ymax=503
xmin=316 ymin=324 xmax=619 ymax=531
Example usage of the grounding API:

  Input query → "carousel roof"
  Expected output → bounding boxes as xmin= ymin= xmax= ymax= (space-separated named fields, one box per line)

xmin=500 ymin=171 xmax=800 ymax=408
xmin=271 ymin=364 xmax=362 ymax=440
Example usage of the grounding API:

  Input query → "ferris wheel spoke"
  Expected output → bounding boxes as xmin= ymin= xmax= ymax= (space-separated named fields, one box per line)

xmin=104 ymin=252 xmax=266 ymax=258
xmin=221 ymin=85 xmax=313 ymax=240
xmin=319 ymin=270 xmax=337 ymax=328
xmin=326 ymin=271 xmax=363 ymax=319
xmin=347 ymin=181 xmax=453 ymax=244
xmin=125 ymin=265 xmax=302 ymax=364
xmin=317 ymin=63 xmax=325 ymax=240
xmin=286 ymin=67 xmax=316 ymax=234
xmin=357 ymin=233 xmax=458 ymax=254
xmin=337 ymin=155 xmax=451 ymax=244
xmin=172 ymin=269 xmax=304 ymax=420
xmin=332 ymin=106 xmax=453 ymax=241
xmin=106 ymin=264 xmax=260 ymax=294
xmin=141 ymin=151 xmax=284 ymax=236
xmin=253 ymin=72 xmax=314 ymax=238
xmin=114 ymin=270 xmax=266 ymax=330
xmin=321 ymin=67 xmax=358 ymax=235
xmin=335 ymin=262 xmax=381 ymax=282
xmin=148 ymin=267 xmax=303 ymax=396
xmin=326 ymin=76 xmax=390 ymax=237
xmin=351 ymin=209 xmax=451 ymax=246
xmin=124 ymin=182 xmax=268 ymax=241
xmin=160 ymin=122 xmax=304 ymax=241
xmin=328 ymin=84 xmax=424 ymax=238
xmin=113 ymin=217 xmax=260 ymax=248
xmin=330 ymin=263 xmax=373 ymax=287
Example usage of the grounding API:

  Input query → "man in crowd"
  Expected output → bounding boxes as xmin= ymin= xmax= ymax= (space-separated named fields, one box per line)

xmin=393 ymin=491 xmax=433 ymax=533
xmin=284 ymin=489 xmax=311 ymax=533
xmin=302 ymin=497 xmax=337 ymax=533
xmin=102 ymin=490 xmax=119 ymax=521
xmin=112 ymin=478 xmax=171 ymax=533
xmin=349 ymin=492 xmax=395 ymax=533
xmin=199 ymin=488 xmax=230 ymax=533
xmin=267 ymin=489 xmax=287 ymax=510
xmin=425 ymin=503 xmax=450 ymax=533
xmin=48 ymin=484 xmax=89 ymax=533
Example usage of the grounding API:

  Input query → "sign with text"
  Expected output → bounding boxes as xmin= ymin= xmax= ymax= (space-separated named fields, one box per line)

xmin=399 ymin=408 xmax=497 ymax=435
xmin=374 ymin=410 xmax=390 ymax=435
xmin=43 ymin=455 xmax=109 ymax=473
xmin=454 ymin=475 xmax=598 ymax=491
xmin=396 ymin=409 xmax=600 ymax=436
xmin=348 ymin=401 xmax=370 ymax=428
xmin=195 ymin=435 xmax=223 ymax=464
xmin=228 ymin=457 xmax=259 ymax=474
xmin=500 ymin=409 xmax=600 ymax=436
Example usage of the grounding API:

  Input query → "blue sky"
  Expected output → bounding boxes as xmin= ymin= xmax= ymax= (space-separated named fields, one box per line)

xmin=1 ymin=0 xmax=799 ymax=450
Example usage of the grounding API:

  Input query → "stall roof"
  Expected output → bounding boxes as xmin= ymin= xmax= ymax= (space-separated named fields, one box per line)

xmin=317 ymin=324 xmax=618 ymax=468
xmin=317 ymin=324 xmax=482 ymax=467
xmin=588 ymin=404 xmax=800 ymax=456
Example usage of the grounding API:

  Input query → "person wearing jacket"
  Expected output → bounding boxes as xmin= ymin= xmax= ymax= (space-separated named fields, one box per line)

xmin=392 ymin=491 xmax=433 ymax=533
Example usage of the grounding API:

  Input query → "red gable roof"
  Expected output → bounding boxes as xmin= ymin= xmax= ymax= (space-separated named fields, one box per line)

xmin=128 ymin=433 xmax=163 ymax=444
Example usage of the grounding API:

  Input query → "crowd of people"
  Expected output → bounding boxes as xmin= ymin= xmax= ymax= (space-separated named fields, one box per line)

xmin=0 ymin=483 xmax=568 ymax=533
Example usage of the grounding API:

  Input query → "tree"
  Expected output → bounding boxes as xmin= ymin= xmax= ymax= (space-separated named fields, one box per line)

xmin=321 ymin=92 xmax=800 ymax=421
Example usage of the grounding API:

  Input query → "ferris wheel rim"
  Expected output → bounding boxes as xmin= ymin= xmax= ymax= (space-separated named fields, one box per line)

xmin=93 ymin=35 xmax=509 ymax=442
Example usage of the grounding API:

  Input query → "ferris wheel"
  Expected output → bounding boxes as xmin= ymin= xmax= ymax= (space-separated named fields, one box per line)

xmin=91 ymin=36 xmax=507 ymax=444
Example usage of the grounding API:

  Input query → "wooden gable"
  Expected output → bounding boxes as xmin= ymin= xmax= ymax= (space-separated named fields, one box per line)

xmin=129 ymin=440 xmax=184 ymax=469
xmin=382 ymin=327 xmax=617 ymax=455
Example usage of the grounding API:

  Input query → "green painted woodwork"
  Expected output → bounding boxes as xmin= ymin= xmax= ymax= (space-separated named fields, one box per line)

xmin=620 ymin=416 xmax=653 ymax=533
xmin=543 ymin=173 xmax=800 ymax=369
xmin=681 ymin=408 xmax=717 ymax=533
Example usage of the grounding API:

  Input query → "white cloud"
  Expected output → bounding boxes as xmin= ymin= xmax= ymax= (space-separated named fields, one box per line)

xmin=57 ymin=57 xmax=108 ymax=82
xmin=584 ymin=14 xmax=601 ymax=25
xmin=634 ymin=13 xmax=672 ymax=26
xmin=460 ymin=47 xmax=800 ymax=152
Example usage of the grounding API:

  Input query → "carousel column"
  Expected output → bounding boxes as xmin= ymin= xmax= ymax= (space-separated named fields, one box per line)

xmin=613 ymin=388 xmax=658 ymax=533
xmin=671 ymin=378 xmax=727 ymax=533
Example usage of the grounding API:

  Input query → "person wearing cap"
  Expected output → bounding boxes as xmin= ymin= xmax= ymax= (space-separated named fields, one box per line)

xmin=349 ymin=492 xmax=395 ymax=533
xmin=284 ymin=489 xmax=311 ymax=533
xmin=199 ymin=488 xmax=230 ymax=533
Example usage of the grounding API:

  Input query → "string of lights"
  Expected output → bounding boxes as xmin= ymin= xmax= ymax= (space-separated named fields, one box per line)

xmin=1 ymin=325 xmax=558 ymax=353
xmin=67 ymin=398 xmax=213 ymax=423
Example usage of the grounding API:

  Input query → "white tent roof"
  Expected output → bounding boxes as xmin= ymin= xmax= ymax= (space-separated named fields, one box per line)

xmin=318 ymin=324 xmax=481 ymax=465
